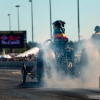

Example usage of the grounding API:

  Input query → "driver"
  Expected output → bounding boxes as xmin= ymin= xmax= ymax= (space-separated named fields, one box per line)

xmin=91 ymin=26 xmax=100 ymax=42
xmin=53 ymin=20 xmax=68 ymax=45
xmin=91 ymin=26 xmax=100 ymax=53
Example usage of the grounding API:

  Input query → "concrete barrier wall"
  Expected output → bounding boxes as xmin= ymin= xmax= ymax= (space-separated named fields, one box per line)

xmin=0 ymin=61 xmax=36 ymax=69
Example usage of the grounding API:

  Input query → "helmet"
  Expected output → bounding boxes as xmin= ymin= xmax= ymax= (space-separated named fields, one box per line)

xmin=53 ymin=20 xmax=66 ymax=28
xmin=53 ymin=20 xmax=60 ymax=28
xmin=94 ymin=26 xmax=100 ymax=32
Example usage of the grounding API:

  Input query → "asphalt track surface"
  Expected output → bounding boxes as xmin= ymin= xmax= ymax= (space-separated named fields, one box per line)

xmin=0 ymin=69 xmax=100 ymax=100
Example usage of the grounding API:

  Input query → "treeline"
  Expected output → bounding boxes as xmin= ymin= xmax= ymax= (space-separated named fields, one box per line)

xmin=1 ymin=39 xmax=87 ymax=54
xmin=67 ymin=39 xmax=87 ymax=51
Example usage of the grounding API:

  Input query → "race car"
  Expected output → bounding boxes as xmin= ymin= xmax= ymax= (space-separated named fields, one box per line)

xmin=21 ymin=20 xmax=80 ymax=84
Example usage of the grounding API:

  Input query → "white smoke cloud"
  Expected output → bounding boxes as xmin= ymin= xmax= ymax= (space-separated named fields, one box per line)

xmin=79 ymin=41 xmax=100 ymax=89
xmin=40 ymin=40 xmax=100 ymax=89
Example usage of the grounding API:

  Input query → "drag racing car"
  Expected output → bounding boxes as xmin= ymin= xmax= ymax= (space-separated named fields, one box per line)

xmin=21 ymin=20 xmax=81 ymax=84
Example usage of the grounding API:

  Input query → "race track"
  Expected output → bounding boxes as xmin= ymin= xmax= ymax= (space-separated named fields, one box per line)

xmin=0 ymin=69 xmax=100 ymax=100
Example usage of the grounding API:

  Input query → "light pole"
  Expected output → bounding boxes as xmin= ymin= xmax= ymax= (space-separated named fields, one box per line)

xmin=7 ymin=14 xmax=11 ymax=31
xmin=8 ymin=14 xmax=12 ymax=53
xmin=15 ymin=5 xmax=20 ymax=31
xmin=49 ymin=0 xmax=52 ymax=39
xmin=29 ymin=0 xmax=34 ymax=43
xmin=77 ymin=0 xmax=80 ymax=43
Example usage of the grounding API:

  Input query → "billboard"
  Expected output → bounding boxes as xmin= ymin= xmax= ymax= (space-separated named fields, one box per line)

xmin=0 ymin=31 xmax=27 ymax=48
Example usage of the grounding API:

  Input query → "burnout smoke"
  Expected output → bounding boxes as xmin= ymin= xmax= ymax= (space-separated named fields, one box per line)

xmin=41 ymin=45 xmax=82 ymax=88
xmin=79 ymin=41 xmax=100 ymax=88
xmin=39 ymin=37 xmax=100 ymax=89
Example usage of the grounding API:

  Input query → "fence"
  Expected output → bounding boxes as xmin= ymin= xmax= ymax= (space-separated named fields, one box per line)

xmin=0 ymin=61 xmax=36 ymax=69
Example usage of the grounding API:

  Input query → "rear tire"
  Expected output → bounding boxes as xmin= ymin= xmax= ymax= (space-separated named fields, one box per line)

xmin=37 ymin=48 xmax=56 ymax=86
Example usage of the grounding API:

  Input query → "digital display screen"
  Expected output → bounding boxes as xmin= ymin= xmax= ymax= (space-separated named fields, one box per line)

xmin=0 ymin=31 xmax=27 ymax=48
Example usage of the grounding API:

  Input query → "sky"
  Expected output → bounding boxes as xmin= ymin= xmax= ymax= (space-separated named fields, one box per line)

xmin=0 ymin=0 xmax=100 ymax=43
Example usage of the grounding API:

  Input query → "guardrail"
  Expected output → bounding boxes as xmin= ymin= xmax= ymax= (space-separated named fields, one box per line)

xmin=0 ymin=61 xmax=36 ymax=69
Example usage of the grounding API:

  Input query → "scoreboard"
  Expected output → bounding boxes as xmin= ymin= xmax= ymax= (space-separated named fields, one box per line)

xmin=0 ymin=31 xmax=27 ymax=48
